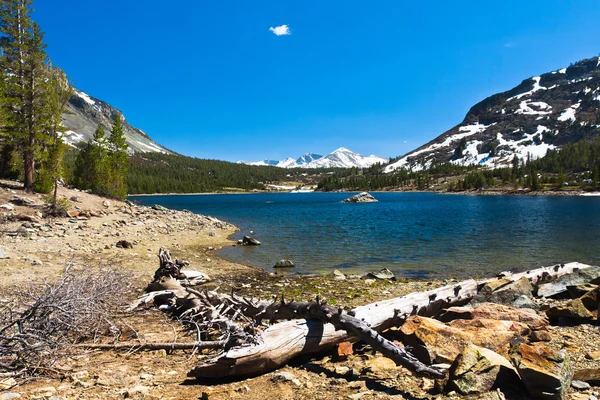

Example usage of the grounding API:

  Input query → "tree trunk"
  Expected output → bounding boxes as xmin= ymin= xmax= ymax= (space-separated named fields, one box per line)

xmin=187 ymin=262 xmax=591 ymax=379
xmin=23 ymin=151 xmax=34 ymax=191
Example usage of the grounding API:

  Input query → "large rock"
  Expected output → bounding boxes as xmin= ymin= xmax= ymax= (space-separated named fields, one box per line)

xmin=448 ymin=344 xmax=520 ymax=395
xmin=274 ymin=259 xmax=294 ymax=268
xmin=567 ymin=283 xmax=598 ymax=299
xmin=537 ymin=266 xmax=600 ymax=298
xmin=513 ymin=343 xmax=572 ymax=400
xmin=440 ymin=303 xmax=548 ymax=330
xmin=546 ymin=298 xmax=594 ymax=321
xmin=472 ymin=276 xmax=533 ymax=305
xmin=400 ymin=316 xmax=518 ymax=364
xmin=573 ymin=367 xmax=600 ymax=386
xmin=342 ymin=192 xmax=378 ymax=203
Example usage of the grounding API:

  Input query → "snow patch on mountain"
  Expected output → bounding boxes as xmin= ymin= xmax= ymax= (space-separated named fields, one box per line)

xmin=557 ymin=103 xmax=580 ymax=122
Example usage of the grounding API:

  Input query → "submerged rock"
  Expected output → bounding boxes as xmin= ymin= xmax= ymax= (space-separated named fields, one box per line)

xmin=342 ymin=192 xmax=378 ymax=203
xmin=274 ymin=259 xmax=294 ymax=268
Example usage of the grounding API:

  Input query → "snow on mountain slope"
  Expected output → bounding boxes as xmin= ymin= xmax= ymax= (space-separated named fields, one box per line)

xmin=303 ymin=148 xmax=388 ymax=168
xmin=385 ymin=55 xmax=600 ymax=173
xmin=61 ymin=90 xmax=172 ymax=155
xmin=240 ymin=148 xmax=388 ymax=169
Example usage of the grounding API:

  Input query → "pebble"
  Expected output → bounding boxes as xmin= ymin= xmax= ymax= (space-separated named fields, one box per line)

xmin=271 ymin=371 xmax=301 ymax=387
xmin=573 ymin=380 xmax=592 ymax=390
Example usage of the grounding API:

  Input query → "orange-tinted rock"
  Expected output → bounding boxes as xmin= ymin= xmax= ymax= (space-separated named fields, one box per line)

xmin=530 ymin=329 xmax=552 ymax=342
xmin=67 ymin=210 xmax=80 ymax=218
xmin=400 ymin=316 xmax=517 ymax=364
xmin=336 ymin=341 xmax=353 ymax=358
xmin=448 ymin=318 xmax=529 ymax=336
xmin=514 ymin=343 xmax=572 ymax=400
xmin=579 ymin=287 xmax=599 ymax=312
xmin=441 ymin=302 xmax=547 ymax=330
xmin=573 ymin=367 xmax=600 ymax=385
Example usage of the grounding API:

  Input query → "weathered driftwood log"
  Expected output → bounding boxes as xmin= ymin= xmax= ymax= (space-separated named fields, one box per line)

xmin=188 ymin=262 xmax=592 ymax=379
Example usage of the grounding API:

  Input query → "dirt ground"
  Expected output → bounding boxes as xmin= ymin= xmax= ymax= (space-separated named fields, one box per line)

xmin=1 ymin=180 xmax=600 ymax=400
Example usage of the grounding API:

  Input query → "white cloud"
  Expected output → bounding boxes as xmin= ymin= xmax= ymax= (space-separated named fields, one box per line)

xmin=504 ymin=42 xmax=516 ymax=48
xmin=269 ymin=24 xmax=291 ymax=36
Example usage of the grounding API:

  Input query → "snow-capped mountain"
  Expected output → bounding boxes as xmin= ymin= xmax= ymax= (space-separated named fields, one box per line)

xmin=386 ymin=56 xmax=600 ymax=172
xmin=61 ymin=90 xmax=172 ymax=154
xmin=240 ymin=148 xmax=387 ymax=169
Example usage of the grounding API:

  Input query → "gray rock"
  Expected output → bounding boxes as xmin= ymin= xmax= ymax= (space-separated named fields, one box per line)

xmin=152 ymin=204 xmax=167 ymax=211
xmin=342 ymin=192 xmax=378 ymax=203
xmin=0 ymin=394 xmax=21 ymax=400
xmin=332 ymin=269 xmax=346 ymax=280
xmin=473 ymin=276 xmax=533 ymax=306
xmin=511 ymin=294 xmax=537 ymax=309
xmin=362 ymin=268 xmax=395 ymax=280
xmin=571 ymin=380 xmax=591 ymax=390
xmin=537 ymin=266 xmax=600 ymax=298
xmin=242 ymin=236 xmax=261 ymax=246
xmin=271 ymin=371 xmax=301 ymax=386
xmin=274 ymin=259 xmax=294 ymax=268
xmin=0 ymin=250 xmax=10 ymax=259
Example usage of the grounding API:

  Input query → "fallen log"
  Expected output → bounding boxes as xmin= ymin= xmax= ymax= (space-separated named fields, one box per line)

xmin=188 ymin=262 xmax=592 ymax=379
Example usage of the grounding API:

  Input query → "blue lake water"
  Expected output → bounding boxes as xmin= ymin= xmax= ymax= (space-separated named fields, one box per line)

xmin=129 ymin=192 xmax=600 ymax=278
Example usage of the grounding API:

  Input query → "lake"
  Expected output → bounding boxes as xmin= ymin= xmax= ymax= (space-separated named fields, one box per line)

xmin=129 ymin=192 xmax=600 ymax=278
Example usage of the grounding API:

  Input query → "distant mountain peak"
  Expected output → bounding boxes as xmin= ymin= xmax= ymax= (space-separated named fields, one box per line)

xmin=240 ymin=148 xmax=388 ymax=169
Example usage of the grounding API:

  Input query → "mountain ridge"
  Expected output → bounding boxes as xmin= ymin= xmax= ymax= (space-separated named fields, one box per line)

xmin=61 ymin=90 xmax=172 ymax=155
xmin=240 ymin=148 xmax=388 ymax=169
xmin=385 ymin=55 xmax=600 ymax=173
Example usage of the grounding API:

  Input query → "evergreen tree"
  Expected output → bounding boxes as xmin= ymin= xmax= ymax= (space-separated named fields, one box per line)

xmin=74 ymin=125 xmax=110 ymax=194
xmin=107 ymin=114 xmax=129 ymax=198
xmin=0 ymin=0 xmax=63 ymax=191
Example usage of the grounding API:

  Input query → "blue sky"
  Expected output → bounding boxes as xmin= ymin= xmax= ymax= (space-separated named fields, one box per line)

xmin=35 ymin=1 xmax=600 ymax=162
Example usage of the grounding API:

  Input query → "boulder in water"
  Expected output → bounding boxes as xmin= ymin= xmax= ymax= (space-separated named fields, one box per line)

xmin=342 ymin=192 xmax=378 ymax=203
xmin=242 ymin=236 xmax=261 ymax=246
xmin=274 ymin=259 xmax=294 ymax=268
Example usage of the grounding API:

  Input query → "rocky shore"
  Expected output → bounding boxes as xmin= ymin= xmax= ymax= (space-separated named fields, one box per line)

xmin=1 ymin=180 xmax=600 ymax=400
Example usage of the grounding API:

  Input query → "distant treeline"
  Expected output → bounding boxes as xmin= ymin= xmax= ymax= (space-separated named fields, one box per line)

xmin=120 ymin=152 xmax=336 ymax=194
xmin=317 ymin=137 xmax=600 ymax=192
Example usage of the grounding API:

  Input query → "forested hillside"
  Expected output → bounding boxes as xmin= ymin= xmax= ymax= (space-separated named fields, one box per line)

xmin=125 ymin=153 xmax=336 ymax=194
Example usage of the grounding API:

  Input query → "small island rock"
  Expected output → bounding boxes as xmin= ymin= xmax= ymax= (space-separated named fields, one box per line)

xmin=342 ymin=192 xmax=378 ymax=203
xmin=274 ymin=259 xmax=294 ymax=268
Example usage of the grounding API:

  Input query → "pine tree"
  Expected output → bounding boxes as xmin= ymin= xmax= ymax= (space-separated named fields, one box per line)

xmin=74 ymin=125 xmax=110 ymax=194
xmin=107 ymin=114 xmax=128 ymax=199
xmin=0 ymin=0 xmax=62 ymax=191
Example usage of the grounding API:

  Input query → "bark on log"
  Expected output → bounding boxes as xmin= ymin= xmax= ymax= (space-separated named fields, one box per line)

xmin=188 ymin=262 xmax=592 ymax=379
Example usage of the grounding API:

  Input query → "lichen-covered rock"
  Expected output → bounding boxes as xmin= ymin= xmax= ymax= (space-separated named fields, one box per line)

xmin=448 ymin=344 xmax=520 ymax=395
xmin=342 ymin=192 xmax=378 ymax=203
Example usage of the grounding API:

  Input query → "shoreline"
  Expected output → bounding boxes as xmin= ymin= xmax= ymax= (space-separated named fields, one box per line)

xmin=128 ymin=188 xmax=600 ymax=197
